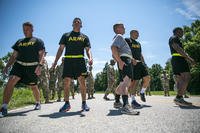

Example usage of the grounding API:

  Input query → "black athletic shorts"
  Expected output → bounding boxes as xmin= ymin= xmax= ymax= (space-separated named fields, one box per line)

xmin=9 ymin=62 xmax=38 ymax=85
xmin=118 ymin=56 xmax=134 ymax=82
xmin=63 ymin=58 xmax=87 ymax=79
xmin=171 ymin=56 xmax=190 ymax=75
xmin=132 ymin=62 xmax=149 ymax=80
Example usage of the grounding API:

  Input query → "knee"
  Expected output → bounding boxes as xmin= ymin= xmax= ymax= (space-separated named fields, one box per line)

xmin=144 ymin=76 xmax=151 ymax=83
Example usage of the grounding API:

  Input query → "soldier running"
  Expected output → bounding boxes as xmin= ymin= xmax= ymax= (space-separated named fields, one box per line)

xmin=169 ymin=27 xmax=195 ymax=106
xmin=125 ymin=30 xmax=150 ymax=108
xmin=111 ymin=23 xmax=139 ymax=115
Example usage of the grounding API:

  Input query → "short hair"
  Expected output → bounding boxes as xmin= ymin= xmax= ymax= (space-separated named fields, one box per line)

xmin=173 ymin=27 xmax=182 ymax=34
xmin=23 ymin=22 xmax=33 ymax=28
xmin=113 ymin=23 xmax=123 ymax=32
xmin=130 ymin=30 xmax=138 ymax=35
xmin=73 ymin=17 xmax=82 ymax=23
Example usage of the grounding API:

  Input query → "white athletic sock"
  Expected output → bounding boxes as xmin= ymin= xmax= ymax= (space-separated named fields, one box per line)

xmin=140 ymin=88 xmax=146 ymax=94
xmin=131 ymin=95 xmax=135 ymax=101
xmin=36 ymin=101 xmax=40 ymax=104
xmin=2 ymin=104 xmax=8 ymax=109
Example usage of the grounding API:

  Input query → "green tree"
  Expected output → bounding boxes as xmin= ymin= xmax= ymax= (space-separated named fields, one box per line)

xmin=149 ymin=64 xmax=163 ymax=91
xmin=94 ymin=63 xmax=108 ymax=91
xmin=0 ymin=52 xmax=12 ymax=87
xmin=182 ymin=20 xmax=200 ymax=94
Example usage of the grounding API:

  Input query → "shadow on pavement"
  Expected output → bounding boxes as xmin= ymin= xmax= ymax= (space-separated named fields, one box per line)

xmin=39 ymin=111 xmax=85 ymax=118
xmin=179 ymin=105 xmax=200 ymax=109
xmin=107 ymin=109 xmax=122 ymax=116
xmin=142 ymin=104 xmax=152 ymax=108
xmin=174 ymin=105 xmax=200 ymax=109
xmin=6 ymin=109 xmax=35 ymax=117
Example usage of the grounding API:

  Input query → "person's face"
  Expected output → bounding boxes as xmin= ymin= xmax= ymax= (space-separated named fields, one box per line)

xmin=23 ymin=25 xmax=33 ymax=38
xmin=111 ymin=60 xmax=116 ymax=65
xmin=72 ymin=19 xmax=82 ymax=29
xmin=131 ymin=31 xmax=139 ymax=39
xmin=177 ymin=29 xmax=183 ymax=38
xmin=116 ymin=25 xmax=125 ymax=35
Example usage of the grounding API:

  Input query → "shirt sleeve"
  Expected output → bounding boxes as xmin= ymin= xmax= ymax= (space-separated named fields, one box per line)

xmin=111 ymin=34 xmax=123 ymax=48
xmin=11 ymin=40 xmax=20 ymax=51
xmin=37 ymin=39 xmax=45 ymax=51
xmin=84 ymin=36 xmax=91 ymax=48
xmin=171 ymin=36 xmax=179 ymax=45
xmin=59 ymin=34 xmax=66 ymax=45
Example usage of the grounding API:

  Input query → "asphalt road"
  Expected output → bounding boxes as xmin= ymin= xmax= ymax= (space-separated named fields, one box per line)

xmin=0 ymin=94 xmax=200 ymax=133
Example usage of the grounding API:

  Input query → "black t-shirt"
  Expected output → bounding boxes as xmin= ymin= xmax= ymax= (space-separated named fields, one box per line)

xmin=125 ymin=38 xmax=142 ymax=60
xmin=169 ymin=35 xmax=183 ymax=55
xmin=59 ymin=31 xmax=91 ymax=56
xmin=12 ymin=37 xmax=45 ymax=62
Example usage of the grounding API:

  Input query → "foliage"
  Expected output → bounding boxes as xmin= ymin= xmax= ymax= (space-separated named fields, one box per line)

xmin=0 ymin=87 xmax=45 ymax=110
xmin=94 ymin=63 xmax=108 ymax=91
xmin=149 ymin=64 xmax=163 ymax=91
xmin=182 ymin=20 xmax=200 ymax=94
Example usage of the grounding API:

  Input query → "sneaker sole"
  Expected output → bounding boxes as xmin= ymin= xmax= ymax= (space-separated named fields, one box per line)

xmin=174 ymin=101 xmax=191 ymax=107
xmin=59 ymin=107 xmax=71 ymax=112
xmin=132 ymin=105 xmax=143 ymax=109
xmin=121 ymin=110 xmax=140 ymax=115
xmin=81 ymin=109 xmax=90 ymax=112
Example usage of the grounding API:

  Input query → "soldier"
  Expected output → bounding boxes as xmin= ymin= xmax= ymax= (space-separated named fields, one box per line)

xmin=38 ymin=52 xmax=51 ymax=103
xmin=161 ymin=70 xmax=170 ymax=96
xmin=0 ymin=22 xmax=45 ymax=117
xmin=111 ymin=23 xmax=139 ymax=115
xmin=103 ymin=59 xmax=116 ymax=100
xmin=70 ymin=79 xmax=75 ymax=99
xmin=56 ymin=57 xmax=64 ymax=102
xmin=169 ymin=27 xmax=195 ymax=106
xmin=86 ymin=66 xmax=95 ymax=99
xmin=49 ymin=68 xmax=56 ymax=100
xmin=173 ymin=75 xmax=189 ymax=98
xmin=125 ymin=30 xmax=150 ymax=109
xmin=51 ymin=18 xmax=93 ymax=112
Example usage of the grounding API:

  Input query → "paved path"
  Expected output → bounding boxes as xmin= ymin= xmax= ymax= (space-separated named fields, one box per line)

xmin=0 ymin=94 xmax=200 ymax=133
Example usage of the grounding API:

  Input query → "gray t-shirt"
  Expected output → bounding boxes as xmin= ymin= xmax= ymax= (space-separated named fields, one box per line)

xmin=111 ymin=34 xmax=132 ymax=58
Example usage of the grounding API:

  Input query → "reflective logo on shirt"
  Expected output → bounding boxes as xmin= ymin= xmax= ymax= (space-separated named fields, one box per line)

xmin=132 ymin=44 xmax=140 ymax=48
xmin=68 ymin=36 xmax=85 ymax=42
xmin=18 ymin=41 xmax=35 ymax=47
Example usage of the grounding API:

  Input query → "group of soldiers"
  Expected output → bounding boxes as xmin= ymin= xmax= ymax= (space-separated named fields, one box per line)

xmin=38 ymin=56 xmax=76 ymax=103
xmin=0 ymin=18 xmax=195 ymax=117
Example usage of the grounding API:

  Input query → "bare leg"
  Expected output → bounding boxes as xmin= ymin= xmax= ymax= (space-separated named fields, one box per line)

xmin=78 ymin=76 xmax=86 ymax=101
xmin=128 ymin=80 xmax=138 ymax=96
xmin=63 ymin=77 xmax=71 ymax=101
xmin=142 ymin=75 xmax=150 ymax=89
xmin=3 ymin=76 xmax=21 ymax=104
xmin=115 ymin=76 xmax=131 ymax=95
xmin=30 ymin=85 xmax=40 ymax=103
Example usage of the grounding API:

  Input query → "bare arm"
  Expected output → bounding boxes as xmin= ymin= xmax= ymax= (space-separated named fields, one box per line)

xmin=172 ymin=43 xmax=195 ymax=64
xmin=51 ymin=44 xmax=65 ymax=69
xmin=2 ymin=50 xmax=18 ymax=75
xmin=34 ymin=49 xmax=45 ymax=76
xmin=85 ymin=47 xmax=93 ymax=65
xmin=38 ymin=49 xmax=45 ymax=65
xmin=111 ymin=46 xmax=124 ymax=70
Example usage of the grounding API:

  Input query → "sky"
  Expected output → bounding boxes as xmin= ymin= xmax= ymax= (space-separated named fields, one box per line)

xmin=0 ymin=0 xmax=200 ymax=77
